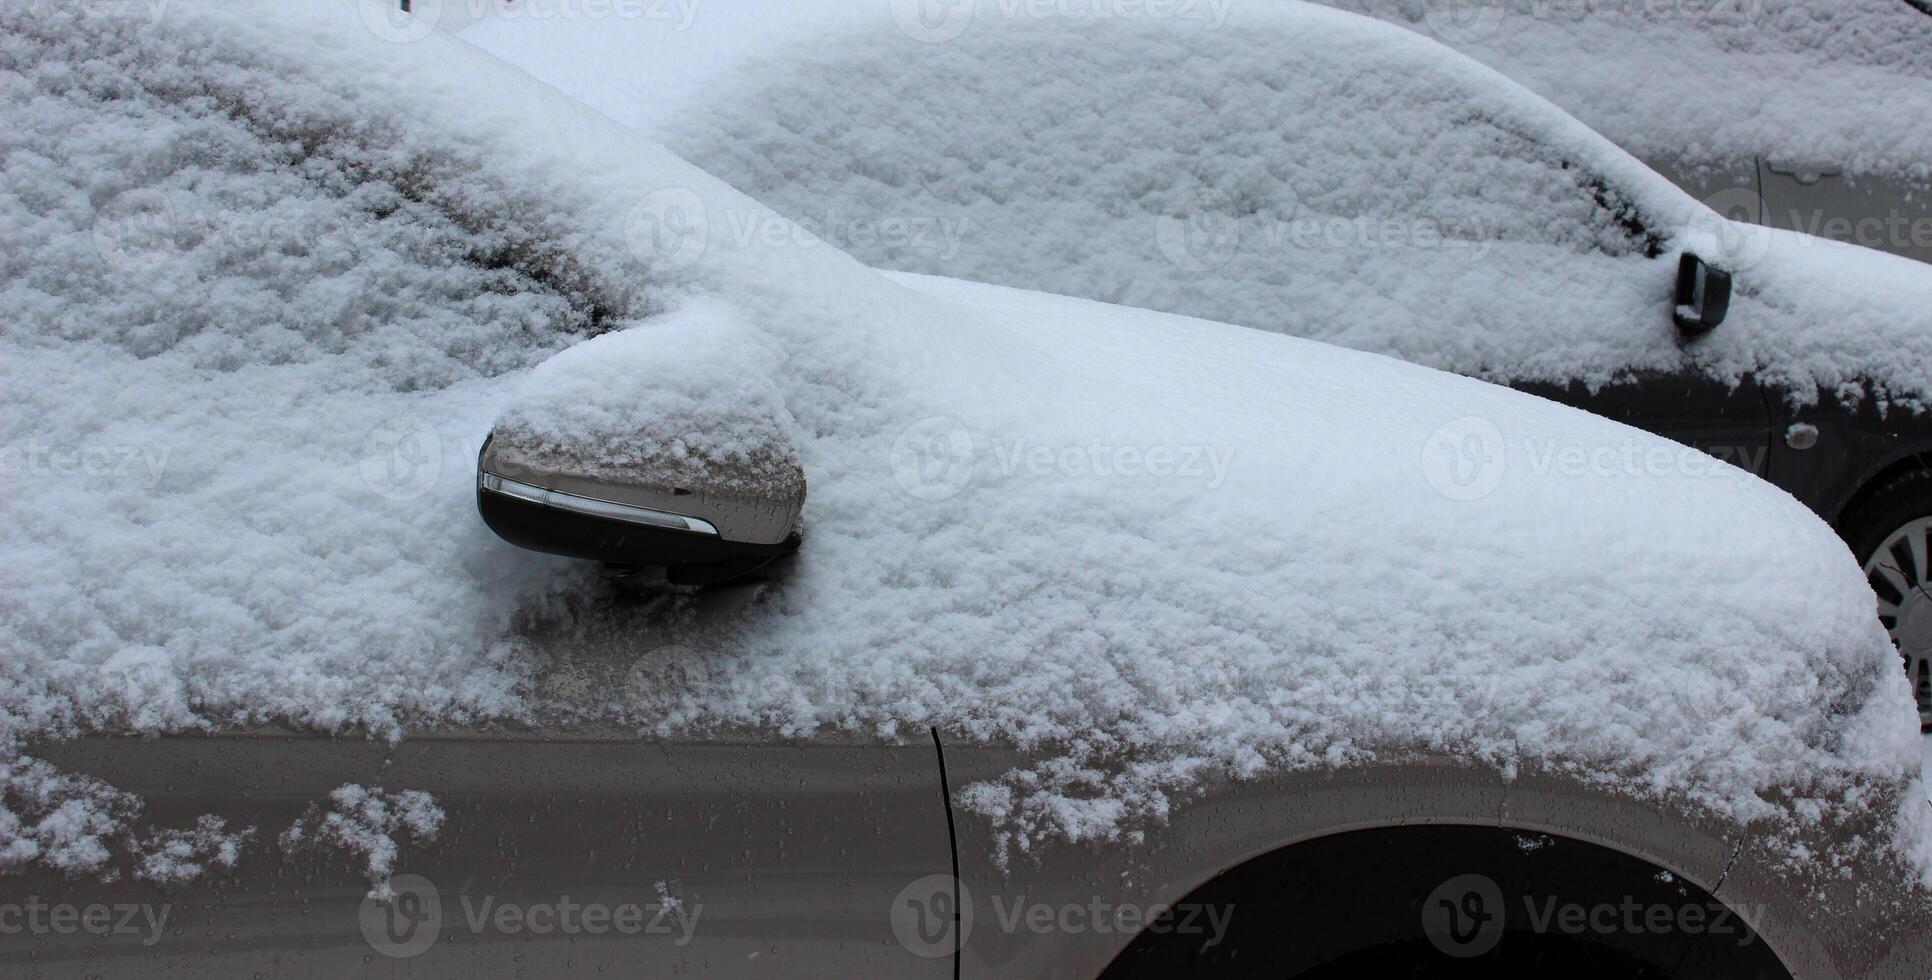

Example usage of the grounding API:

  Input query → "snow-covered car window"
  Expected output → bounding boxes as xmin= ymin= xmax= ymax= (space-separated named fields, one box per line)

xmin=654 ymin=14 xmax=1684 ymax=385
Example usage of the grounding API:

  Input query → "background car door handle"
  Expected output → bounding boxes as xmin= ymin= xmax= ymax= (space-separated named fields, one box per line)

xmin=1764 ymin=159 xmax=1844 ymax=186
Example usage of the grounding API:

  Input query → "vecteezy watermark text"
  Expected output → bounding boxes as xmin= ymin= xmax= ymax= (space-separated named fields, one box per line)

xmin=362 ymin=875 xmax=701 ymax=958
xmin=0 ymin=898 xmax=171 ymax=947
xmin=1422 ymin=415 xmax=1768 ymax=501
xmin=987 ymin=894 xmax=1233 ymax=943
xmin=890 ymin=416 xmax=1236 ymax=500
xmin=1423 ymin=873 xmax=1763 ymax=959
xmin=0 ymin=440 xmax=170 ymax=488
xmin=889 ymin=874 xmax=1234 ymax=959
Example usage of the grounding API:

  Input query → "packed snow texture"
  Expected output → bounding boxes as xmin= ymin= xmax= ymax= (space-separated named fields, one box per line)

xmin=281 ymin=784 xmax=444 ymax=898
xmin=2 ymin=0 xmax=1925 ymax=890
xmin=0 ymin=1 xmax=653 ymax=739
xmin=464 ymin=0 xmax=1932 ymax=178
xmin=483 ymin=2 xmax=1932 ymax=406
xmin=1325 ymin=0 xmax=1932 ymax=177
xmin=490 ymin=297 xmax=807 ymax=500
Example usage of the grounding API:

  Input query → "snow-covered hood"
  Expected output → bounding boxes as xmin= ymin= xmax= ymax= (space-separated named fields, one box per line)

xmin=0 ymin=1 xmax=1924 ymax=879
xmin=1702 ymin=225 xmax=1932 ymax=407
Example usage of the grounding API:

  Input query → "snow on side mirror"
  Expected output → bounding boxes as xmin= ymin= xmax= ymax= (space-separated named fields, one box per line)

xmin=1672 ymin=252 xmax=1732 ymax=336
xmin=475 ymin=300 xmax=805 ymax=583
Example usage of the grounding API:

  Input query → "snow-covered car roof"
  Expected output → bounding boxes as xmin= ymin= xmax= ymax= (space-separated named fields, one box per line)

xmin=0 ymin=1 xmax=1924 ymax=883
xmin=462 ymin=0 xmax=1932 ymax=408
xmin=1321 ymin=0 xmax=1932 ymax=178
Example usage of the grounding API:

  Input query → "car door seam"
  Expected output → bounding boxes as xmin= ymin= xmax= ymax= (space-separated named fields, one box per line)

xmin=930 ymin=726 xmax=962 ymax=980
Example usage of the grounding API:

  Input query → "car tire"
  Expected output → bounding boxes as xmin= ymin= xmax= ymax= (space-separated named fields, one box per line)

xmin=1840 ymin=467 xmax=1932 ymax=730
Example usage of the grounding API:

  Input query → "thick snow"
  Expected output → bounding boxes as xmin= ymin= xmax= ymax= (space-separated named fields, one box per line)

xmin=1324 ymin=0 xmax=1932 ymax=178
xmin=491 ymin=297 xmax=806 ymax=500
xmin=466 ymin=1 xmax=1932 ymax=407
xmin=1 ymin=1 xmax=1925 ymax=890
xmin=466 ymin=0 xmax=1932 ymax=178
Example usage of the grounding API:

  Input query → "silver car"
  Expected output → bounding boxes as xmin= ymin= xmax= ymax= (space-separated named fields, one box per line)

xmin=4 ymin=6 xmax=1927 ymax=979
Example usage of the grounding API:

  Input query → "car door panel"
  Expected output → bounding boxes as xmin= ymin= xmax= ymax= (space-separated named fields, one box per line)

xmin=1762 ymin=161 xmax=1932 ymax=265
xmin=1509 ymin=372 xmax=1773 ymax=479
xmin=0 ymin=733 xmax=953 ymax=980
xmin=1768 ymin=389 xmax=1932 ymax=524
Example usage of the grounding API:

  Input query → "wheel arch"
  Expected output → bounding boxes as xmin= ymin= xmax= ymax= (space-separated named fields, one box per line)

xmin=1827 ymin=447 xmax=1932 ymax=531
xmin=941 ymin=756 xmax=1911 ymax=980
xmin=1093 ymin=820 xmax=1789 ymax=979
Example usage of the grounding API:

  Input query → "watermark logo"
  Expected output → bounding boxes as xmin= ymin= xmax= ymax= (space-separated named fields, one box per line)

xmin=359 ymin=416 xmax=444 ymax=501
xmin=623 ymin=643 xmax=708 ymax=697
xmin=987 ymin=895 xmax=1234 ymax=944
xmin=891 ymin=0 xmax=977 ymax=42
xmin=362 ymin=876 xmax=703 ymax=957
xmin=1422 ymin=0 xmax=1507 ymax=43
xmin=1423 ymin=414 xmax=1770 ymax=500
xmin=891 ymin=874 xmax=972 ymax=958
xmin=891 ymin=416 xmax=977 ymax=500
xmin=1419 ymin=872 xmax=1768 ymax=958
xmin=358 ymin=0 xmax=443 ymax=43
xmin=1156 ymin=188 xmax=1241 ymax=273
xmin=92 ymin=189 xmax=178 ymax=273
xmin=361 ymin=874 xmax=442 ymax=958
xmin=1422 ymin=873 xmax=1504 ymax=957
xmin=1689 ymin=185 xmax=1774 ymax=271
xmin=992 ymin=438 xmax=1234 ymax=487
xmin=1422 ymin=415 xmax=1507 ymax=501
xmin=1158 ymin=184 xmax=1493 ymax=269
xmin=624 ymin=188 xmax=710 ymax=272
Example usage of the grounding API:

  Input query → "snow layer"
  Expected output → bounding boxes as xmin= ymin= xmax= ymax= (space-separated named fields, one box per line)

xmin=490 ymin=297 xmax=806 ymax=500
xmin=2 ymin=0 xmax=1925 ymax=886
xmin=474 ymin=1 xmax=1932 ymax=405
xmin=133 ymin=815 xmax=250 ymax=884
xmin=464 ymin=0 xmax=1932 ymax=177
xmin=281 ymin=784 xmax=444 ymax=898
xmin=1326 ymin=0 xmax=1932 ymax=177
xmin=0 ymin=752 xmax=247 ymax=882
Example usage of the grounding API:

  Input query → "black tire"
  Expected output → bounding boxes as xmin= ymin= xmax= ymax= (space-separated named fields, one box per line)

xmin=1838 ymin=467 xmax=1932 ymax=730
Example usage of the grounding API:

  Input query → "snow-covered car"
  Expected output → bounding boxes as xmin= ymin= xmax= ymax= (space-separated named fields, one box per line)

xmin=461 ymin=1 xmax=1932 ymax=726
xmin=2 ymin=4 xmax=1930 ymax=978
xmin=1317 ymin=0 xmax=1932 ymax=266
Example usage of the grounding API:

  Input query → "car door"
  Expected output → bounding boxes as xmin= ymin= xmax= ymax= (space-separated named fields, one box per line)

xmin=0 ymin=732 xmax=954 ymax=979
xmin=1510 ymin=372 xmax=1774 ymax=480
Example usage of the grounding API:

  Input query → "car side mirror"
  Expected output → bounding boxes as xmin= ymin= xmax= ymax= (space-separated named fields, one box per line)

xmin=477 ymin=431 xmax=804 ymax=585
xmin=1673 ymin=252 xmax=1731 ymax=336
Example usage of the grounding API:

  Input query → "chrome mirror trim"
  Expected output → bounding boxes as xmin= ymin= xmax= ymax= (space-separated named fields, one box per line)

xmin=478 ymin=471 xmax=721 ymax=536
